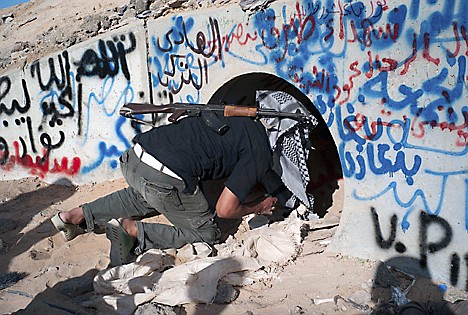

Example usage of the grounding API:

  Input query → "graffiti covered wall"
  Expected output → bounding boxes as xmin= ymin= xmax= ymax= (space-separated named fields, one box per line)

xmin=1 ymin=1 xmax=467 ymax=288
xmin=0 ymin=23 xmax=149 ymax=184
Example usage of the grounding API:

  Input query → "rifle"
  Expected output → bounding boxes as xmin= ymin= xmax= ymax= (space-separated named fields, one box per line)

xmin=120 ymin=102 xmax=310 ymax=134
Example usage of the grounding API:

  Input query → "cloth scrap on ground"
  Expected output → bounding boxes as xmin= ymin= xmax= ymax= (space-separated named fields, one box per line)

xmin=83 ymin=216 xmax=305 ymax=313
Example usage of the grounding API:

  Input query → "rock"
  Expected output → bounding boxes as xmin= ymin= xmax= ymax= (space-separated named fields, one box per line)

xmin=151 ymin=5 xmax=169 ymax=17
xmin=100 ymin=16 xmax=112 ymax=30
xmin=55 ymin=273 xmax=96 ymax=297
xmin=290 ymin=305 xmax=305 ymax=314
xmin=29 ymin=249 xmax=51 ymax=261
xmin=131 ymin=0 xmax=151 ymax=13
xmin=240 ymin=0 xmax=274 ymax=12
xmin=374 ymin=262 xmax=400 ymax=288
xmin=121 ymin=7 xmax=137 ymax=20
xmin=213 ymin=281 xmax=239 ymax=304
xmin=118 ymin=4 xmax=128 ymax=16
xmin=349 ymin=289 xmax=372 ymax=306
xmin=80 ymin=14 xmax=103 ymax=35
xmin=136 ymin=10 xmax=152 ymax=19
xmin=149 ymin=0 xmax=165 ymax=10
xmin=12 ymin=41 xmax=30 ymax=52
xmin=168 ymin=0 xmax=189 ymax=8
xmin=11 ymin=51 xmax=25 ymax=60
xmin=0 ymin=56 xmax=12 ymax=69
xmin=134 ymin=302 xmax=177 ymax=315
xmin=1 ymin=13 xmax=14 ymax=23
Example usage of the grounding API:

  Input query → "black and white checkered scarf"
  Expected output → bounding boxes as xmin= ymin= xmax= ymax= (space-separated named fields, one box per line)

xmin=256 ymin=90 xmax=318 ymax=210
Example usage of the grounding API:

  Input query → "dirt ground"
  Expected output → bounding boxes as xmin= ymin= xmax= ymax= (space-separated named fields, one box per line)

xmin=1 ymin=0 xmax=468 ymax=314
xmin=0 ymin=176 xmax=362 ymax=315
xmin=0 ymin=176 xmax=467 ymax=315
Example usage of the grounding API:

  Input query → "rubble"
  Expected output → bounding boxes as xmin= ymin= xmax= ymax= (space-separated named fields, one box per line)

xmin=0 ymin=0 xmax=245 ymax=71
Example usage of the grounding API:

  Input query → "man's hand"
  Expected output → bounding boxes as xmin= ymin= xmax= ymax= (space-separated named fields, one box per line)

xmin=216 ymin=187 xmax=278 ymax=219
xmin=254 ymin=195 xmax=278 ymax=215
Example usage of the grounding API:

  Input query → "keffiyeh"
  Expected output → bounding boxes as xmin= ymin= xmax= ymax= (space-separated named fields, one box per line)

xmin=256 ymin=90 xmax=318 ymax=210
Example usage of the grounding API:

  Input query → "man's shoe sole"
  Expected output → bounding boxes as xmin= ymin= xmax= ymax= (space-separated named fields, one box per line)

xmin=105 ymin=219 xmax=135 ymax=267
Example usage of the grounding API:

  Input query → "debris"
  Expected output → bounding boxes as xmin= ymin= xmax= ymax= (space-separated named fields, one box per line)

xmin=168 ymin=0 xmax=190 ymax=8
xmin=55 ymin=273 xmax=96 ymax=297
xmin=118 ymin=4 xmax=128 ymax=16
xmin=18 ymin=16 xmax=37 ymax=27
xmin=348 ymin=289 xmax=372 ymax=306
xmin=334 ymin=295 xmax=371 ymax=312
xmin=4 ymin=289 xmax=33 ymax=298
xmin=135 ymin=302 xmax=177 ymax=315
xmin=80 ymin=14 xmax=105 ymax=35
xmin=29 ymin=249 xmax=51 ymax=261
xmin=213 ymin=281 xmax=239 ymax=304
xmin=391 ymin=286 xmax=411 ymax=306
xmin=132 ymin=0 xmax=151 ymax=13
xmin=12 ymin=41 xmax=30 ymax=52
xmin=290 ymin=305 xmax=305 ymax=314
xmin=239 ymin=0 xmax=274 ymax=11
xmin=312 ymin=297 xmax=334 ymax=305
xmin=247 ymin=214 xmax=269 ymax=229
xmin=1 ymin=13 xmax=14 ymax=23
xmin=136 ymin=10 xmax=152 ymax=19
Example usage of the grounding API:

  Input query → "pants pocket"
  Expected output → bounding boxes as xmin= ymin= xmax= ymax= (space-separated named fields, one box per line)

xmin=119 ymin=150 xmax=130 ymax=179
xmin=141 ymin=177 xmax=184 ymax=212
xmin=188 ymin=213 xmax=214 ymax=229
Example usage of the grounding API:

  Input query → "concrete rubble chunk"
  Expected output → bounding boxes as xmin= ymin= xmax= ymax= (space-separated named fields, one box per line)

xmin=2 ymin=13 xmax=14 ymax=21
xmin=118 ymin=4 xmax=128 ymax=16
xmin=239 ymin=0 xmax=274 ymax=11
xmin=168 ymin=0 xmax=189 ymax=8
xmin=348 ymin=289 xmax=372 ymax=306
xmin=12 ymin=41 xmax=30 ymax=52
xmin=131 ymin=0 xmax=151 ymax=13
xmin=55 ymin=274 xmax=96 ymax=297
xmin=134 ymin=302 xmax=177 ymax=315
xmin=80 ymin=14 xmax=104 ymax=34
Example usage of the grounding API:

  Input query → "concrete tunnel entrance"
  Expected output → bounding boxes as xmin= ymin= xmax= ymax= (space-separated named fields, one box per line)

xmin=207 ymin=72 xmax=344 ymax=222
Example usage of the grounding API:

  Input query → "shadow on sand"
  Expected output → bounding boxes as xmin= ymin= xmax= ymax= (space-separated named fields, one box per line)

xmin=0 ymin=178 xmax=76 ymax=273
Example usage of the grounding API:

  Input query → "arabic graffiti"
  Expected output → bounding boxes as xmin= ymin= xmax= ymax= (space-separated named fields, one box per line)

xmin=144 ymin=0 xmax=467 ymax=288
xmin=1 ymin=30 xmax=141 ymax=181
xmin=147 ymin=0 xmax=466 ymax=226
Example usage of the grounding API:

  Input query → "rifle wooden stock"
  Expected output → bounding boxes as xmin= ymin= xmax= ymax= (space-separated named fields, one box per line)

xmin=224 ymin=105 xmax=257 ymax=117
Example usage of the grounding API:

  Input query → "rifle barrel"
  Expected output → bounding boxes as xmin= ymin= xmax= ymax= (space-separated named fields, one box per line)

xmin=120 ymin=102 xmax=309 ymax=121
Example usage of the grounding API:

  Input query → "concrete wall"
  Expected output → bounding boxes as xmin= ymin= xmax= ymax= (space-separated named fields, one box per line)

xmin=0 ymin=22 xmax=149 ymax=183
xmin=1 ymin=0 xmax=467 ymax=289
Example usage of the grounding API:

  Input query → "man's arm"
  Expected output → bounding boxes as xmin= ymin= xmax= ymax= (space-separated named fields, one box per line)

xmin=216 ymin=186 xmax=278 ymax=219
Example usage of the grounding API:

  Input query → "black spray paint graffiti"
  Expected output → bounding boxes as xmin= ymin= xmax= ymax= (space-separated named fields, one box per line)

xmin=72 ymin=31 xmax=138 ymax=134
xmin=74 ymin=32 xmax=137 ymax=82
xmin=1 ymin=31 xmax=139 ymax=171
xmin=371 ymin=207 xmax=467 ymax=290
xmin=0 ymin=76 xmax=31 ymax=116
xmin=30 ymin=51 xmax=75 ymax=131
xmin=1 ymin=76 xmax=33 ymax=163
xmin=1 ymin=72 xmax=67 ymax=163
